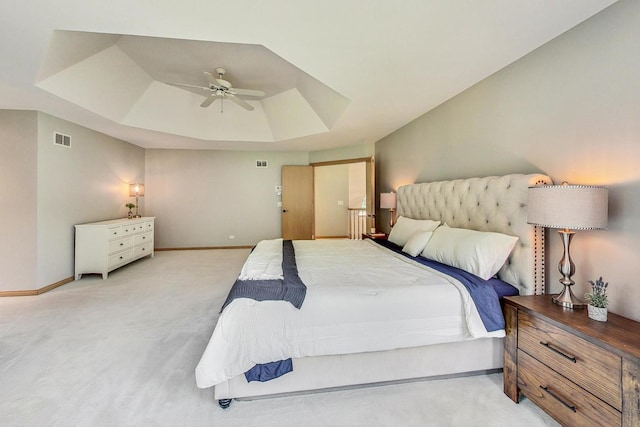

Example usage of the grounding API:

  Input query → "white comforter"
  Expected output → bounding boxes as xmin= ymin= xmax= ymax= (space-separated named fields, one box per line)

xmin=195 ymin=239 xmax=503 ymax=388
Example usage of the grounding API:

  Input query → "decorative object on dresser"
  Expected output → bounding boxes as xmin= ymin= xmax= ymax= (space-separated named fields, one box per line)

xmin=380 ymin=192 xmax=397 ymax=227
xmin=125 ymin=203 xmax=135 ymax=219
xmin=129 ymin=183 xmax=145 ymax=218
xmin=585 ymin=276 xmax=609 ymax=322
xmin=503 ymin=295 xmax=640 ymax=427
xmin=75 ymin=217 xmax=155 ymax=280
xmin=527 ymin=182 xmax=608 ymax=309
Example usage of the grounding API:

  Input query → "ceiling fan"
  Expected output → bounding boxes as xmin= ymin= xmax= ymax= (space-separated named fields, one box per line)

xmin=170 ymin=67 xmax=265 ymax=111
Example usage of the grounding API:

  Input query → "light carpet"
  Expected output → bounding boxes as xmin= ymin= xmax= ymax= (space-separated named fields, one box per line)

xmin=0 ymin=249 xmax=559 ymax=427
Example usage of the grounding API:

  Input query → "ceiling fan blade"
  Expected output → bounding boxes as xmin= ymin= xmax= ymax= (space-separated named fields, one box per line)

xmin=200 ymin=94 xmax=220 ymax=108
xmin=227 ymin=94 xmax=254 ymax=111
xmin=169 ymin=82 xmax=210 ymax=91
xmin=232 ymin=88 xmax=265 ymax=97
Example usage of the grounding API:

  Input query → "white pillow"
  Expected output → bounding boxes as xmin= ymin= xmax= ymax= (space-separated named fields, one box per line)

xmin=421 ymin=224 xmax=518 ymax=280
xmin=402 ymin=231 xmax=434 ymax=257
xmin=388 ymin=216 xmax=441 ymax=247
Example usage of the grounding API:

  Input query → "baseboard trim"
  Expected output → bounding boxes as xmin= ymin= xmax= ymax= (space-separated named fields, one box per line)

xmin=0 ymin=276 xmax=74 ymax=297
xmin=155 ymin=246 xmax=254 ymax=251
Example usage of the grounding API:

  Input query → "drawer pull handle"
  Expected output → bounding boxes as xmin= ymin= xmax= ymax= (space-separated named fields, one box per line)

xmin=539 ymin=341 xmax=577 ymax=363
xmin=539 ymin=385 xmax=576 ymax=413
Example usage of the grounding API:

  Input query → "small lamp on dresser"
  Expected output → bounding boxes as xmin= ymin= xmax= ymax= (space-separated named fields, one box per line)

xmin=527 ymin=182 xmax=608 ymax=309
xmin=129 ymin=183 xmax=145 ymax=218
xmin=380 ymin=192 xmax=397 ymax=227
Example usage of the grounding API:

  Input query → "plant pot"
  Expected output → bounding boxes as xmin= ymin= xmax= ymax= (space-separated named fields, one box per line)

xmin=588 ymin=304 xmax=607 ymax=322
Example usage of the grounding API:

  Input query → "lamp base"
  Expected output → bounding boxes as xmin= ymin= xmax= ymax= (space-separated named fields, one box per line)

xmin=552 ymin=284 xmax=586 ymax=309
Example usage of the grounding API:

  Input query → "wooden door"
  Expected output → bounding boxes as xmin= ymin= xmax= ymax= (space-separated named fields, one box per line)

xmin=282 ymin=165 xmax=314 ymax=240
xmin=365 ymin=157 xmax=376 ymax=233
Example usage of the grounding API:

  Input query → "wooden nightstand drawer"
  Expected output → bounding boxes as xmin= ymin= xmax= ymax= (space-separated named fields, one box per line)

xmin=518 ymin=350 xmax=621 ymax=427
xmin=518 ymin=310 xmax=621 ymax=410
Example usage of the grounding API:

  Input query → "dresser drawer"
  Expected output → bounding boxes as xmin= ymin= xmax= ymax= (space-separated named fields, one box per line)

xmin=108 ymin=236 xmax=134 ymax=254
xmin=518 ymin=311 xmax=621 ymax=410
xmin=134 ymin=243 xmax=152 ymax=258
xmin=108 ymin=249 xmax=134 ymax=268
xmin=129 ymin=222 xmax=146 ymax=234
xmin=518 ymin=350 xmax=621 ymax=427
xmin=107 ymin=225 xmax=122 ymax=240
xmin=134 ymin=231 xmax=153 ymax=246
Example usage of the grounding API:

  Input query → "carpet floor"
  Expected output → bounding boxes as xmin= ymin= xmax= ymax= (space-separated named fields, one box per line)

xmin=0 ymin=249 xmax=559 ymax=427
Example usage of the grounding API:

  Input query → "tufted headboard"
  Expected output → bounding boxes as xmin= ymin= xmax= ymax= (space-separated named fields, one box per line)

xmin=397 ymin=174 xmax=552 ymax=295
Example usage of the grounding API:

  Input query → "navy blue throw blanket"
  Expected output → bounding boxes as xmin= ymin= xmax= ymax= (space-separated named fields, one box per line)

xmin=220 ymin=240 xmax=305 ymax=383
xmin=373 ymin=239 xmax=516 ymax=332
xmin=220 ymin=240 xmax=307 ymax=312
xmin=244 ymin=359 xmax=293 ymax=383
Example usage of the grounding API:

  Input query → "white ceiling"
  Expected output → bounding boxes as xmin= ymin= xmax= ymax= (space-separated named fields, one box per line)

xmin=0 ymin=0 xmax=618 ymax=152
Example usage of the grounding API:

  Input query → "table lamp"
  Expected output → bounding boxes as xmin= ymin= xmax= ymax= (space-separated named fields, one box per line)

xmin=527 ymin=182 xmax=608 ymax=309
xmin=380 ymin=192 xmax=397 ymax=227
xmin=129 ymin=183 xmax=145 ymax=218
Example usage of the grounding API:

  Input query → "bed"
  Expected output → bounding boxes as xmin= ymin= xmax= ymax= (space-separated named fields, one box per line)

xmin=195 ymin=173 xmax=552 ymax=408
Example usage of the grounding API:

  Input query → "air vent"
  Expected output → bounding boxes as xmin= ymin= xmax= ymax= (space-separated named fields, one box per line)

xmin=53 ymin=132 xmax=71 ymax=148
xmin=256 ymin=160 xmax=268 ymax=168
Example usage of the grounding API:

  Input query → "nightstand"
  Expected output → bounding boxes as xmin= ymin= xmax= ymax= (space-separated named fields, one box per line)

xmin=362 ymin=233 xmax=388 ymax=240
xmin=503 ymin=295 xmax=640 ymax=427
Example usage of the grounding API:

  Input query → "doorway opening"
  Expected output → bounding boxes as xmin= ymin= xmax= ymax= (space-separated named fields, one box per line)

xmin=312 ymin=157 xmax=374 ymax=240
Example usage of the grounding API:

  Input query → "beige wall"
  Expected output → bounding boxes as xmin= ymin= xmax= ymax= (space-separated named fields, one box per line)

xmin=314 ymin=164 xmax=349 ymax=238
xmin=144 ymin=149 xmax=308 ymax=248
xmin=36 ymin=113 xmax=145 ymax=288
xmin=309 ymin=143 xmax=374 ymax=164
xmin=376 ymin=0 xmax=640 ymax=321
xmin=0 ymin=111 xmax=38 ymax=291
xmin=0 ymin=111 xmax=145 ymax=291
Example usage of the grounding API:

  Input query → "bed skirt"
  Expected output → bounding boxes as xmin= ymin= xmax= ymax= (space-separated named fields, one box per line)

xmin=214 ymin=337 xmax=503 ymax=401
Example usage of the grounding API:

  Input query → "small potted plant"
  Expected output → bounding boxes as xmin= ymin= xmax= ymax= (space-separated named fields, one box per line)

xmin=584 ymin=277 xmax=608 ymax=322
xmin=125 ymin=203 xmax=136 ymax=219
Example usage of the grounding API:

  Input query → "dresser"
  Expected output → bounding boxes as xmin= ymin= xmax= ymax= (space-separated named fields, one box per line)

xmin=504 ymin=295 xmax=640 ymax=427
xmin=75 ymin=217 xmax=155 ymax=280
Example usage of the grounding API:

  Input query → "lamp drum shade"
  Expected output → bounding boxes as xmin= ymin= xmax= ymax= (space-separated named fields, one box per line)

xmin=129 ymin=183 xmax=145 ymax=197
xmin=527 ymin=184 xmax=608 ymax=230
xmin=380 ymin=192 xmax=397 ymax=209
